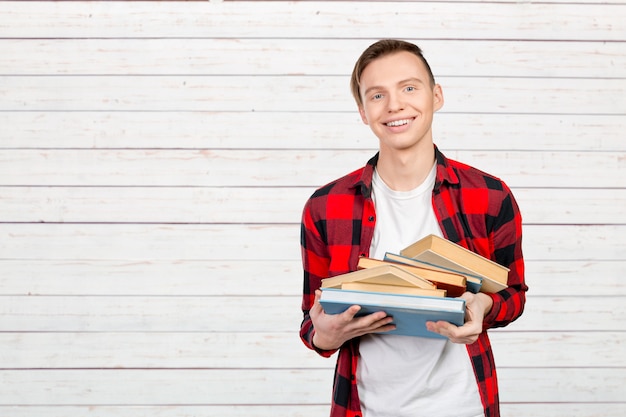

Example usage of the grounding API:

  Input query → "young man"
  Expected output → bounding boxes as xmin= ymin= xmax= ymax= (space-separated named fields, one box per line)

xmin=299 ymin=39 xmax=527 ymax=417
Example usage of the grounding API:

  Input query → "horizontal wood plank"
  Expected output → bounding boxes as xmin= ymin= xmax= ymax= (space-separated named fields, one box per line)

xmin=0 ymin=259 xmax=305 ymax=297
xmin=0 ymin=295 xmax=306 ymax=333
xmin=0 ymin=223 xmax=303 ymax=260
xmin=0 ymin=224 xmax=623 ymax=261
xmin=1 ymin=186 xmax=624 ymax=225
xmin=1 ymin=2 xmax=623 ymax=41
xmin=0 ymin=368 xmax=622 ymax=405
xmin=488 ymin=331 xmax=626 ymax=368
xmin=0 ymin=369 xmax=334 ymax=405
xmin=0 ymin=295 xmax=622 ymax=333
xmin=498 ymin=368 xmax=626 ymax=403
xmin=2 ymin=76 xmax=624 ymax=114
xmin=0 ymin=331 xmax=622 ymax=369
xmin=1 ymin=150 xmax=624 ymax=188
xmin=0 ymin=186 xmax=314 ymax=224
xmin=3 ymin=38 xmax=624 ymax=78
xmin=0 ymin=406 xmax=330 ymax=417
xmin=523 ymin=260 xmax=625 ymax=297
xmin=0 ymin=332 xmax=332 ymax=370
xmin=0 ymin=259 xmax=623 ymax=297
xmin=513 ymin=188 xmax=626 ymax=225
xmin=2 ymin=112 xmax=623 ymax=152
xmin=501 ymin=403 xmax=626 ymax=417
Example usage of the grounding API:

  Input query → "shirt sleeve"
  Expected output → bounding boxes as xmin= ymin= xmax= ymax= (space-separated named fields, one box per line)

xmin=299 ymin=198 xmax=338 ymax=357
xmin=483 ymin=185 xmax=528 ymax=329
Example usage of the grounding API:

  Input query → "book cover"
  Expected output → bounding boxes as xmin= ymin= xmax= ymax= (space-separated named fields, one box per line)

xmin=319 ymin=288 xmax=466 ymax=339
xmin=400 ymin=235 xmax=509 ymax=293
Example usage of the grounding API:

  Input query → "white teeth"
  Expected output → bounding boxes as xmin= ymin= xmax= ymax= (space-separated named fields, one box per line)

xmin=386 ymin=119 xmax=410 ymax=127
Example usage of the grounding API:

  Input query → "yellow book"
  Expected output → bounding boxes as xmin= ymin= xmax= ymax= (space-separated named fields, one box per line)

xmin=400 ymin=234 xmax=508 ymax=293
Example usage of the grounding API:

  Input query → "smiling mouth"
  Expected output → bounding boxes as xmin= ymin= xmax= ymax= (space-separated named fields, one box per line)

xmin=385 ymin=118 xmax=412 ymax=127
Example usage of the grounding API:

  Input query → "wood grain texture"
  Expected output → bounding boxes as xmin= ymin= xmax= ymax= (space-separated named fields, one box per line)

xmin=3 ymin=39 xmax=624 ymax=78
xmin=2 ymin=112 xmax=623 ymax=151
xmin=1 ymin=2 xmax=624 ymax=40
xmin=2 ymin=76 xmax=624 ymax=114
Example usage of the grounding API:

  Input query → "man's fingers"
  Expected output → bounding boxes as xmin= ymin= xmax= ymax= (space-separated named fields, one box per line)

xmin=341 ymin=304 xmax=362 ymax=319
xmin=427 ymin=320 xmax=481 ymax=344
xmin=358 ymin=311 xmax=394 ymax=332
xmin=426 ymin=320 xmax=453 ymax=337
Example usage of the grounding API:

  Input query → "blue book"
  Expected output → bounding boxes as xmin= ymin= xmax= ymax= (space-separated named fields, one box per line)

xmin=319 ymin=288 xmax=466 ymax=339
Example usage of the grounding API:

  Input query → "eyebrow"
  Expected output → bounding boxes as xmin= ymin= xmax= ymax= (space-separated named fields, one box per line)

xmin=362 ymin=77 xmax=426 ymax=98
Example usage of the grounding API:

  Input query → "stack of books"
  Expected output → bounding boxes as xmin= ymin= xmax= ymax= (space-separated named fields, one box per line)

xmin=319 ymin=234 xmax=509 ymax=338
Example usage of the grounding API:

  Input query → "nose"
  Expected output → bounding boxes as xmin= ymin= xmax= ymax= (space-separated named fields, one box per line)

xmin=387 ymin=93 xmax=404 ymax=112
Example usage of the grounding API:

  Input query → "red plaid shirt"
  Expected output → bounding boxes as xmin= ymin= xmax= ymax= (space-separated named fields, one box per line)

xmin=300 ymin=146 xmax=527 ymax=417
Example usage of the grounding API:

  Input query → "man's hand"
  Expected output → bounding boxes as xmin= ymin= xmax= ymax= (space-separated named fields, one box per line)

xmin=309 ymin=289 xmax=396 ymax=350
xmin=426 ymin=291 xmax=494 ymax=344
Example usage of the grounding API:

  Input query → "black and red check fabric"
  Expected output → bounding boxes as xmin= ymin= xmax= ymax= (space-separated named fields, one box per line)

xmin=300 ymin=146 xmax=527 ymax=417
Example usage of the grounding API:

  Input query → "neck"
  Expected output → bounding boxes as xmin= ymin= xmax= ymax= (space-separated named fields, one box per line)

xmin=376 ymin=144 xmax=435 ymax=191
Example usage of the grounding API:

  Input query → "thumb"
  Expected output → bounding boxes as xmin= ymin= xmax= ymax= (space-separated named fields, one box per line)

xmin=310 ymin=289 xmax=324 ymax=316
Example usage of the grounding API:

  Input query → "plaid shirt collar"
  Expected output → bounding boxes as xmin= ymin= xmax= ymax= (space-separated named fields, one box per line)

xmin=352 ymin=145 xmax=460 ymax=198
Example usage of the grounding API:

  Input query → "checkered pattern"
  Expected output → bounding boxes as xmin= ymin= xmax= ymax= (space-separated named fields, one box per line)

xmin=300 ymin=146 xmax=527 ymax=417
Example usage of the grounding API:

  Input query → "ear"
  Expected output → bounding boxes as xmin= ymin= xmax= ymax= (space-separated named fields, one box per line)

xmin=432 ymin=84 xmax=444 ymax=112
xmin=358 ymin=105 xmax=369 ymax=125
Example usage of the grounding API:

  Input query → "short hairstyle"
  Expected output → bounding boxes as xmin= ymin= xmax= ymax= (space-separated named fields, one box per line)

xmin=350 ymin=39 xmax=436 ymax=107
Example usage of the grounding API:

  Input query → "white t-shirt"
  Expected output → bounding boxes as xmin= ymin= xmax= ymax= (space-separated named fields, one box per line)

xmin=357 ymin=165 xmax=484 ymax=417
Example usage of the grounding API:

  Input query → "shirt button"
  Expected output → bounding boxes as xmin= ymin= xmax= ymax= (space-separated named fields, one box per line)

xmin=368 ymin=216 xmax=374 ymax=222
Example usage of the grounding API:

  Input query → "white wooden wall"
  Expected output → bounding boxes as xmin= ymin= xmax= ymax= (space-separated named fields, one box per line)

xmin=1 ymin=1 xmax=625 ymax=416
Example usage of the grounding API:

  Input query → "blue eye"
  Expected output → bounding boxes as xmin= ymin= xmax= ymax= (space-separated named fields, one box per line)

xmin=405 ymin=86 xmax=415 ymax=92
xmin=373 ymin=93 xmax=383 ymax=100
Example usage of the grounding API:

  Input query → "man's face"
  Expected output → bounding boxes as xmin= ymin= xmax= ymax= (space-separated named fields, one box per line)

xmin=357 ymin=51 xmax=443 ymax=153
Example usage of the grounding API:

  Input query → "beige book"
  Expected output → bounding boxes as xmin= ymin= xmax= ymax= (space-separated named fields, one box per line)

xmin=361 ymin=255 xmax=467 ymax=297
xmin=400 ymin=234 xmax=509 ymax=292
xmin=321 ymin=264 xmax=434 ymax=290
xmin=341 ymin=281 xmax=447 ymax=297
